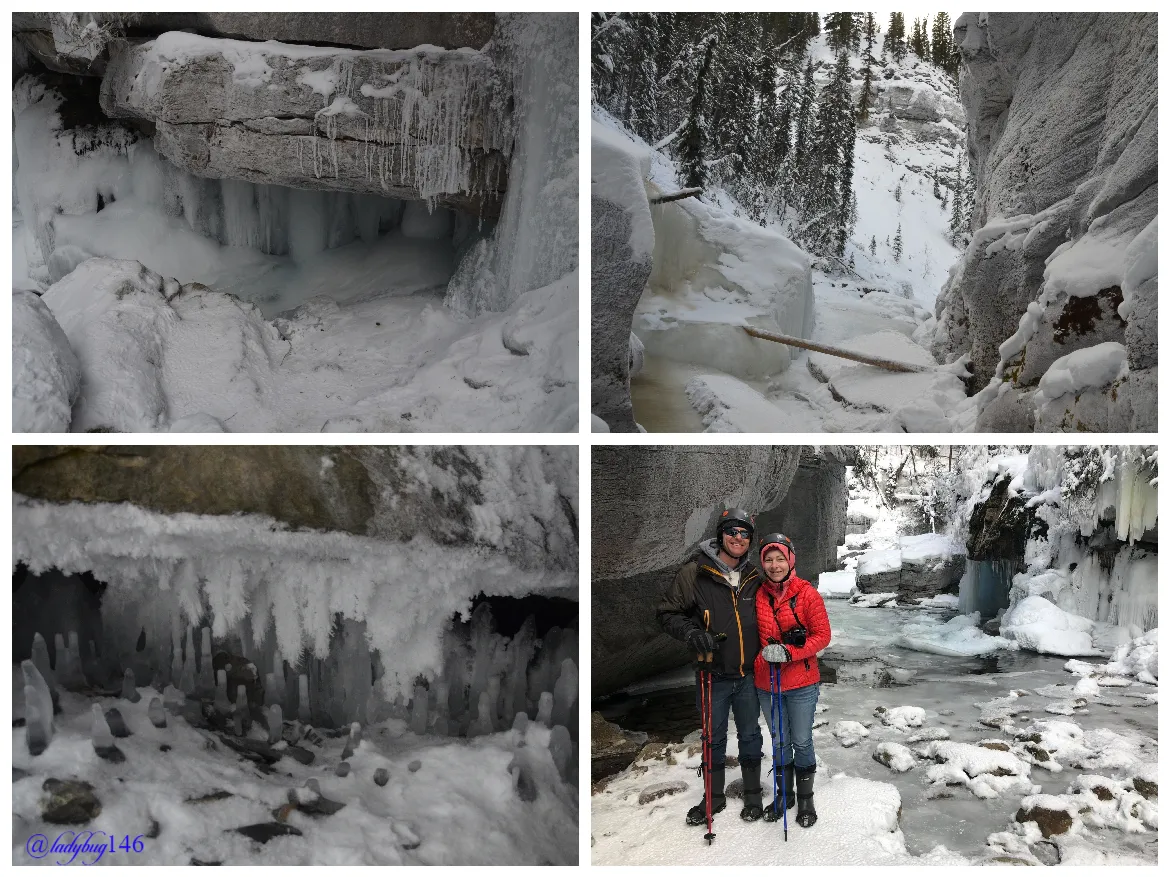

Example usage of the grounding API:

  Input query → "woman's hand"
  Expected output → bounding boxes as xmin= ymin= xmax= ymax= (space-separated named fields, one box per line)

xmin=761 ymin=643 xmax=791 ymax=663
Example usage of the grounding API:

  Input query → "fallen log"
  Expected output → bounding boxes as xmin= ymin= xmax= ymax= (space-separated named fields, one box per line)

xmin=650 ymin=187 xmax=703 ymax=204
xmin=742 ymin=326 xmax=935 ymax=374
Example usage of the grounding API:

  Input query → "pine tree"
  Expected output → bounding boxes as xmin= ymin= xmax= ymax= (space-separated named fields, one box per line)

xmin=884 ymin=13 xmax=907 ymax=63
xmin=677 ymin=37 xmax=715 ymax=190
xmin=792 ymin=55 xmax=817 ymax=169
xmin=824 ymin=12 xmax=852 ymax=54
xmin=948 ymin=154 xmax=965 ymax=244
xmin=869 ymin=235 xmax=877 ymax=255
xmin=893 ymin=223 xmax=903 ymax=261
xmin=933 ymin=174 xmax=941 ymax=199
xmin=931 ymin=13 xmax=953 ymax=71
xmin=801 ymin=50 xmax=857 ymax=258
xmin=895 ymin=182 xmax=902 ymax=202
xmin=857 ymin=12 xmax=877 ymax=122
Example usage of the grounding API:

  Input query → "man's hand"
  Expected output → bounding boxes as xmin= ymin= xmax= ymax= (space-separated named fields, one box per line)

xmin=686 ymin=628 xmax=716 ymax=657
xmin=762 ymin=643 xmax=791 ymax=663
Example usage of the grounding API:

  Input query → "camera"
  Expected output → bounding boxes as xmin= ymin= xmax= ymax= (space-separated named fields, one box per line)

xmin=781 ymin=625 xmax=807 ymax=648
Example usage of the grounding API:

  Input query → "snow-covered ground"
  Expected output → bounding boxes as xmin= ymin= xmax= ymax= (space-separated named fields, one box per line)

xmin=602 ymin=33 xmax=979 ymax=432
xmin=13 ymin=679 xmax=577 ymax=865
xmin=592 ymin=599 xmax=1157 ymax=865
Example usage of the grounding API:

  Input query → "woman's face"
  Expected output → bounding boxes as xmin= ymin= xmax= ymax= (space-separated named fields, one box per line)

xmin=762 ymin=548 xmax=791 ymax=582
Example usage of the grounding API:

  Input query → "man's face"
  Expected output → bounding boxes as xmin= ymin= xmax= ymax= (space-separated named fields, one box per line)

xmin=721 ymin=526 xmax=751 ymax=558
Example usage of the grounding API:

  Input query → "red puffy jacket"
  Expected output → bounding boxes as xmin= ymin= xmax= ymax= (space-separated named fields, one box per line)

xmin=752 ymin=574 xmax=831 ymax=692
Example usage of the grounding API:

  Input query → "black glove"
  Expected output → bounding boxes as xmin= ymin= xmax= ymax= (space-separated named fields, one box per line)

xmin=686 ymin=628 xmax=716 ymax=657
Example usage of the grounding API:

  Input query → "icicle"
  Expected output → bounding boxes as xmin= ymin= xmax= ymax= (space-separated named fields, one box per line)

xmin=266 ymin=704 xmax=282 ymax=744
xmin=233 ymin=685 xmax=248 ymax=736
xmin=551 ymin=658 xmax=577 ymax=730
xmin=298 ymin=674 xmax=311 ymax=723
xmin=149 ymin=696 xmax=167 ymax=728
xmin=121 ymin=668 xmax=141 ymax=702
xmin=91 ymin=703 xmax=114 ymax=750
xmin=214 ymin=669 xmax=231 ymax=714
xmin=410 ymin=683 xmax=429 ymax=735
xmin=536 ymin=692 xmax=553 ymax=728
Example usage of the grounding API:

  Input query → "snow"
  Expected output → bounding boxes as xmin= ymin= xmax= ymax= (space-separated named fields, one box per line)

xmin=896 ymin=612 xmax=1018 ymax=658
xmin=818 ymin=570 xmax=857 ymax=599
xmin=13 ymin=686 xmax=577 ymax=865
xmin=12 ymin=289 xmax=80 ymax=432
xmin=1001 ymin=596 xmax=1101 ymax=657
xmin=1119 ymin=216 xmax=1157 ymax=320
xmin=898 ymin=533 xmax=963 ymax=566
xmin=1035 ymin=342 xmax=1130 ymax=404
xmin=590 ymin=414 xmax=610 ymax=432
xmin=858 ymin=549 xmax=902 ymax=576
xmin=1103 ymin=630 xmax=1158 ymax=686
xmin=684 ymin=374 xmax=804 ymax=433
xmin=590 ymin=120 xmax=653 ymax=261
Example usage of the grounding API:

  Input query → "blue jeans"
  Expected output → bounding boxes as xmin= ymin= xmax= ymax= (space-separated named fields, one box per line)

xmin=696 ymin=673 xmax=763 ymax=767
xmin=756 ymin=680 xmax=819 ymax=771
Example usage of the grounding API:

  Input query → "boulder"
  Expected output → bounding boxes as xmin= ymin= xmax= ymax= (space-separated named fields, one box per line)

xmin=40 ymin=778 xmax=101 ymax=824
xmin=100 ymin=33 xmax=510 ymax=216
xmin=12 ymin=290 xmax=81 ymax=432
xmin=591 ymin=712 xmax=647 ymax=784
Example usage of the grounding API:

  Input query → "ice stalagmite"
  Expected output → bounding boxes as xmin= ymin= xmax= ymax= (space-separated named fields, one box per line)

xmin=267 ymin=704 xmax=283 ymax=744
xmin=214 ymin=669 xmax=231 ymax=714
xmin=233 ymin=685 xmax=248 ymax=736
xmin=55 ymin=631 xmax=85 ymax=690
xmin=265 ymin=672 xmax=281 ymax=709
xmin=551 ymin=658 xmax=577 ymax=730
xmin=32 ymin=632 xmax=56 ymax=691
xmin=470 ymin=691 xmax=494 ymax=737
xmin=24 ymin=689 xmax=48 ymax=755
xmin=505 ymin=617 xmax=536 ymax=718
xmin=170 ymin=628 xmax=183 ymax=688
xmin=298 ymin=674 xmax=311 ymax=722
xmin=343 ymin=721 xmax=361 ymax=758
xmin=536 ymin=691 xmax=553 ymax=727
xmin=198 ymin=627 xmax=214 ymax=696
xmin=486 ymin=675 xmax=502 ymax=731
xmin=91 ymin=703 xmax=114 ymax=749
xmin=549 ymin=725 xmax=572 ymax=779
xmin=149 ymin=696 xmax=167 ymax=728
xmin=83 ymin=640 xmax=101 ymax=687
xmin=163 ymin=684 xmax=185 ymax=710
xmin=178 ymin=648 xmax=195 ymax=695
xmin=410 ymin=684 xmax=429 ymax=735
xmin=433 ymin=680 xmax=449 ymax=731
xmin=122 ymin=668 xmax=142 ymax=703
xmin=22 ymin=660 xmax=54 ymax=750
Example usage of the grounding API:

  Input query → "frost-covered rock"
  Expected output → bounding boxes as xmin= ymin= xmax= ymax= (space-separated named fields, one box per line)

xmin=590 ymin=121 xmax=654 ymax=432
xmin=937 ymin=13 xmax=1157 ymax=432
xmin=12 ymin=290 xmax=80 ymax=432
xmin=100 ymin=32 xmax=510 ymax=215
xmin=832 ymin=720 xmax=870 ymax=748
xmin=872 ymin=741 xmax=916 ymax=772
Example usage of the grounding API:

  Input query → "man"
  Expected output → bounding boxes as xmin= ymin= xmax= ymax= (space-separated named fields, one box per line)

xmin=657 ymin=508 xmax=765 ymax=824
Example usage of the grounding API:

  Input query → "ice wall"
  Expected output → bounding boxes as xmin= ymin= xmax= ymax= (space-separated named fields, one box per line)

xmin=445 ymin=13 xmax=578 ymax=317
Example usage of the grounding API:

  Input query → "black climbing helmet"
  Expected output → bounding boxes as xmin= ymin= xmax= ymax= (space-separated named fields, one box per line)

xmin=716 ymin=508 xmax=755 ymax=542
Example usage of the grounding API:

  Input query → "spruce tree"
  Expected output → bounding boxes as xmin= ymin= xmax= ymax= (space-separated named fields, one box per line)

xmin=931 ymin=13 xmax=953 ymax=70
xmin=948 ymin=154 xmax=965 ymax=244
xmin=857 ymin=13 xmax=877 ymax=122
xmin=824 ymin=12 xmax=852 ymax=54
xmin=869 ymin=235 xmax=877 ymax=255
xmin=893 ymin=223 xmax=903 ymax=262
xmin=802 ymin=50 xmax=856 ymax=258
xmin=895 ymin=182 xmax=902 ymax=202
xmin=677 ymin=37 xmax=715 ymax=190
xmin=792 ymin=55 xmax=817 ymax=169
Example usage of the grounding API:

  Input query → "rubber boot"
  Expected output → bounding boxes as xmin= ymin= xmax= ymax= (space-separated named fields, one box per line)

xmin=739 ymin=758 xmax=764 ymax=821
xmin=795 ymin=766 xmax=817 ymax=828
xmin=685 ymin=765 xmax=726 ymax=825
xmin=763 ymin=764 xmax=795 ymax=821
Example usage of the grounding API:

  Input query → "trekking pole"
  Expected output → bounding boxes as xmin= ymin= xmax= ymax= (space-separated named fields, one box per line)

xmin=778 ymin=662 xmax=787 ymax=842
xmin=769 ymin=665 xmax=780 ymax=823
xmin=702 ymin=653 xmax=715 ymax=845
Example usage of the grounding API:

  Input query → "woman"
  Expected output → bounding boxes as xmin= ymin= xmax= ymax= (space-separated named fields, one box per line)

xmin=752 ymin=533 xmax=831 ymax=828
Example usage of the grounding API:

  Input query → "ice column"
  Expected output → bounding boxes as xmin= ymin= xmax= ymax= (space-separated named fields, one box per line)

xmin=536 ymin=691 xmax=553 ymax=727
xmin=298 ymin=674 xmax=311 ymax=722
xmin=486 ymin=675 xmax=501 ymax=731
xmin=214 ymin=670 xmax=231 ymax=714
xmin=233 ymin=685 xmax=248 ymax=736
xmin=267 ymin=704 xmax=283 ymax=744
xmin=551 ymin=658 xmax=577 ymax=730
xmin=31 ymin=632 xmax=56 ymax=691
xmin=170 ymin=628 xmax=183 ymax=689
xmin=470 ymin=692 xmax=494 ymax=737
xmin=410 ymin=684 xmax=429 ymax=735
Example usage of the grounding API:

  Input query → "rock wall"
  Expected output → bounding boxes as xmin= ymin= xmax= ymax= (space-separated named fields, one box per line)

xmin=935 ymin=13 xmax=1157 ymax=431
xmin=592 ymin=446 xmax=848 ymax=696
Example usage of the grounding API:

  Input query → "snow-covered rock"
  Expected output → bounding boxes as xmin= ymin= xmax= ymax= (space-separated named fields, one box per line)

xmin=1001 ymin=596 xmax=1100 ymax=657
xmin=12 ymin=289 xmax=81 ymax=431
xmin=100 ymin=32 xmax=510 ymax=214
xmin=832 ymin=720 xmax=870 ymax=748
xmin=1103 ymin=629 xmax=1157 ymax=685
xmin=872 ymin=741 xmax=917 ymax=772
xmin=590 ymin=119 xmax=654 ymax=432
